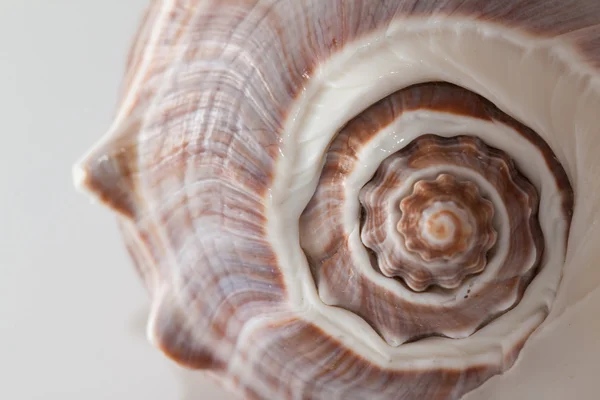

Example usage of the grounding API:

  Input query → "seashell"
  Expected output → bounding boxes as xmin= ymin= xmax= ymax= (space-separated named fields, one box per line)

xmin=72 ymin=1 xmax=600 ymax=399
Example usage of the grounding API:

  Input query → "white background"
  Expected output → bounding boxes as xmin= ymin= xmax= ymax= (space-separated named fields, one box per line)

xmin=1 ymin=1 xmax=598 ymax=400
xmin=0 ymin=1 xmax=232 ymax=399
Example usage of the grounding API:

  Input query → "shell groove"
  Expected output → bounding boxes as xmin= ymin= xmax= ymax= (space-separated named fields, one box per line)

xmin=73 ymin=1 xmax=600 ymax=399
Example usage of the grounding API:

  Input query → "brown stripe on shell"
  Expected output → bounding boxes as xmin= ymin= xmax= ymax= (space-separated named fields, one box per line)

xmin=118 ymin=218 xmax=160 ymax=294
xmin=150 ymin=289 xmax=228 ymax=370
xmin=119 ymin=1 xmax=159 ymax=104
xmin=118 ymin=1 xmax=201 ymax=118
xmin=229 ymin=317 xmax=494 ymax=400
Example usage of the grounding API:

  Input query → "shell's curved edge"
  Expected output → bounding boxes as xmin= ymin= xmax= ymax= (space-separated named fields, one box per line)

xmin=146 ymin=287 xmax=225 ymax=370
xmin=117 ymin=218 xmax=160 ymax=294
xmin=226 ymin=315 xmax=499 ymax=399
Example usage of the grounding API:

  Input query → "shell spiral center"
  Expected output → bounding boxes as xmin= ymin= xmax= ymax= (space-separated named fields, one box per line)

xmin=298 ymin=83 xmax=570 ymax=347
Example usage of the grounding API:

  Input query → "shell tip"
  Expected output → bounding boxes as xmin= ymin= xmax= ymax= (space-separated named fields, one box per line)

xmin=71 ymin=140 xmax=138 ymax=218
xmin=72 ymin=160 xmax=90 ymax=193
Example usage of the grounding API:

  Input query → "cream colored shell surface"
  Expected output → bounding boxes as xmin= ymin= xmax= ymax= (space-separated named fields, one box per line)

xmin=73 ymin=1 xmax=600 ymax=399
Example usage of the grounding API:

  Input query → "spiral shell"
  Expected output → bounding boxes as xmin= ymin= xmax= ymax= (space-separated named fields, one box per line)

xmin=298 ymin=84 xmax=563 ymax=347
xmin=73 ymin=1 xmax=600 ymax=399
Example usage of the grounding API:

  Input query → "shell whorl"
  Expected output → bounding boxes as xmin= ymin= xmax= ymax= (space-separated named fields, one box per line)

xmin=73 ymin=1 xmax=600 ymax=399
xmin=299 ymin=83 xmax=559 ymax=347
